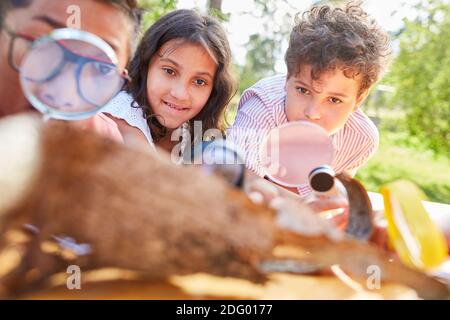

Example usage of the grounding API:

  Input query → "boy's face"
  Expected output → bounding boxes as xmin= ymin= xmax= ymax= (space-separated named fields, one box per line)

xmin=284 ymin=65 xmax=369 ymax=135
xmin=0 ymin=0 xmax=131 ymax=118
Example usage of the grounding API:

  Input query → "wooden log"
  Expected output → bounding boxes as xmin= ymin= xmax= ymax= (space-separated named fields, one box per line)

xmin=0 ymin=114 xmax=447 ymax=299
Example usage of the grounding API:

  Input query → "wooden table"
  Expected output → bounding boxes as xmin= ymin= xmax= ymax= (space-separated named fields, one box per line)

xmin=22 ymin=269 xmax=419 ymax=300
xmin=7 ymin=192 xmax=448 ymax=300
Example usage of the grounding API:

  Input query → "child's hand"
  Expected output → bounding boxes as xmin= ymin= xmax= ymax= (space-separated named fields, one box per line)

xmin=305 ymin=198 xmax=349 ymax=231
xmin=243 ymin=173 xmax=341 ymax=239
xmin=67 ymin=113 xmax=125 ymax=143
xmin=243 ymin=170 xmax=280 ymax=205
xmin=243 ymin=171 xmax=349 ymax=230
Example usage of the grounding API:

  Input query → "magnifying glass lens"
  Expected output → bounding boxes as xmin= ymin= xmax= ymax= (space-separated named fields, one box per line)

xmin=20 ymin=29 xmax=124 ymax=120
xmin=21 ymin=40 xmax=64 ymax=82
xmin=260 ymin=121 xmax=334 ymax=187
xmin=80 ymin=61 xmax=124 ymax=107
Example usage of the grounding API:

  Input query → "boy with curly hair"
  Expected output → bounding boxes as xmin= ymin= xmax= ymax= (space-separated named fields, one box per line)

xmin=228 ymin=2 xmax=391 ymax=196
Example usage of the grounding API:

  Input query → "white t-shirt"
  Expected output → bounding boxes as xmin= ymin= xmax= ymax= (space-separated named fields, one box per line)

xmin=102 ymin=91 xmax=154 ymax=146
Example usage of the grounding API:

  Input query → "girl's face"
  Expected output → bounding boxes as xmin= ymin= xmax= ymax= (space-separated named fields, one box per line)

xmin=146 ymin=40 xmax=217 ymax=130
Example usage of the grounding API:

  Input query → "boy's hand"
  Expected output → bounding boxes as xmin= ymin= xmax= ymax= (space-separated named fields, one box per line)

xmin=244 ymin=171 xmax=349 ymax=230
xmin=243 ymin=172 xmax=341 ymax=239
xmin=305 ymin=198 xmax=349 ymax=231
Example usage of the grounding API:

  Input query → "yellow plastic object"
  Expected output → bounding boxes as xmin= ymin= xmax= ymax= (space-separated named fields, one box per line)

xmin=380 ymin=180 xmax=448 ymax=270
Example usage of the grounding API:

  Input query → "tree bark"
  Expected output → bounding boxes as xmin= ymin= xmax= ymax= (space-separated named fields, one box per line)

xmin=208 ymin=0 xmax=222 ymax=13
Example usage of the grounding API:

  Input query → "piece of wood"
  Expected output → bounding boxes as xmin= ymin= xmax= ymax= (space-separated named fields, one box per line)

xmin=0 ymin=114 xmax=447 ymax=299
xmin=23 ymin=271 xmax=419 ymax=300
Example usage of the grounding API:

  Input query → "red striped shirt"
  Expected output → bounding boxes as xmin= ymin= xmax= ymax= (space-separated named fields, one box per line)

xmin=227 ymin=75 xmax=379 ymax=196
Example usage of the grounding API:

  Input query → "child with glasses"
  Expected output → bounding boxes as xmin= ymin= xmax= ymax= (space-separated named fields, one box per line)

xmin=0 ymin=0 xmax=142 ymax=143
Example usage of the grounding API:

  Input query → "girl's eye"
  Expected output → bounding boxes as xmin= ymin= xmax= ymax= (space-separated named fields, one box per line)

xmin=330 ymin=97 xmax=343 ymax=104
xmin=162 ymin=67 xmax=175 ymax=76
xmin=296 ymin=87 xmax=310 ymax=95
xmin=194 ymin=79 xmax=207 ymax=86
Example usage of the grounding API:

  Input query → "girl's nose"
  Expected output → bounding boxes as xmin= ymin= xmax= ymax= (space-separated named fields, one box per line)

xmin=170 ymin=81 xmax=190 ymax=102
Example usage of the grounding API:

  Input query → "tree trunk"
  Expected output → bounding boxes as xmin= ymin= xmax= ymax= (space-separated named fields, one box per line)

xmin=208 ymin=0 xmax=222 ymax=13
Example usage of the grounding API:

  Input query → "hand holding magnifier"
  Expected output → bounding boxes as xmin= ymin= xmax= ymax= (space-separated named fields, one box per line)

xmin=258 ymin=121 xmax=352 ymax=229
xmin=259 ymin=120 xmax=335 ymax=187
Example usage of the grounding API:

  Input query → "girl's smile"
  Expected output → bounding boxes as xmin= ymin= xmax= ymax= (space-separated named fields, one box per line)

xmin=163 ymin=100 xmax=190 ymax=112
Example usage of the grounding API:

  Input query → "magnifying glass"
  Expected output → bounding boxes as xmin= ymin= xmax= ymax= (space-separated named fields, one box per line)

xmin=259 ymin=121 xmax=334 ymax=187
xmin=19 ymin=28 xmax=127 ymax=121
xmin=192 ymin=139 xmax=246 ymax=188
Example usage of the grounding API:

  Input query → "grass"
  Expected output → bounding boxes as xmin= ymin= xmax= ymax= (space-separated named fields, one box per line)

xmin=355 ymin=131 xmax=450 ymax=204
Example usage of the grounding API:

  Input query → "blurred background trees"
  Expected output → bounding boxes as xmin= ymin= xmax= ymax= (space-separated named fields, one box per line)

xmin=139 ymin=0 xmax=177 ymax=29
xmin=385 ymin=0 xmax=449 ymax=155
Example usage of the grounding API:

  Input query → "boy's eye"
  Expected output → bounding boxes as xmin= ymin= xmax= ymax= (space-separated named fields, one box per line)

xmin=162 ymin=67 xmax=175 ymax=76
xmin=296 ymin=87 xmax=310 ymax=95
xmin=194 ymin=79 xmax=207 ymax=86
xmin=329 ymin=97 xmax=343 ymax=104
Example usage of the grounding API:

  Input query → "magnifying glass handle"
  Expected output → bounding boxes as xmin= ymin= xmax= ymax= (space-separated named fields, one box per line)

xmin=191 ymin=140 xmax=246 ymax=188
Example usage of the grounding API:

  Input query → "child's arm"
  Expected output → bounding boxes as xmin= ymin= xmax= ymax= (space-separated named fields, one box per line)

xmin=68 ymin=113 xmax=124 ymax=143
xmin=227 ymin=95 xmax=275 ymax=178
xmin=71 ymin=113 xmax=151 ymax=148
xmin=244 ymin=170 xmax=349 ymax=230
xmin=105 ymin=115 xmax=151 ymax=147
xmin=340 ymin=140 xmax=378 ymax=176
xmin=334 ymin=111 xmax=380 ymax=176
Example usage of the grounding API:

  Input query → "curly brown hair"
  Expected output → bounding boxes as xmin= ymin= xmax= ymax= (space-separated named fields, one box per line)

xmin=285 ymin=2 xmax=391 ymax=96
xmin=126 ymin=9 xmax=236 ymax=141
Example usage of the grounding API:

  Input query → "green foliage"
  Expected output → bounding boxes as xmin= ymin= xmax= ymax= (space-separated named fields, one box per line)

xmin=356 ymin=130 xmax=450 ymax=204
xmin=386 ymin=0 xmax=450 ymax=155
xmin=238 ymin=34 xmax=279 ymax=92
xmin=236 ymin=0 xmax=294 ymax=93
xmin=208 ymin=8 xmax=230 ymax=22
xmin=139 ymin=0 xmax=177 ymax=31
xmin=208 ymin=0 xmax=230 ymax=22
